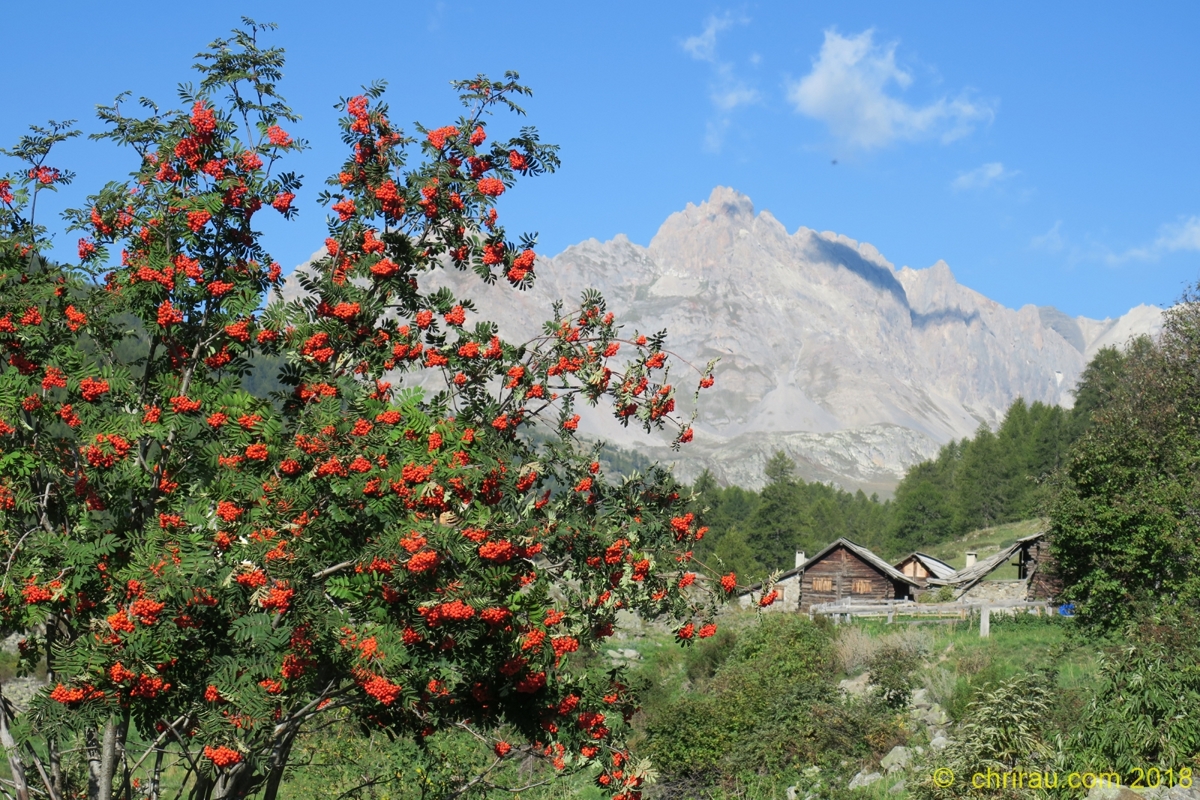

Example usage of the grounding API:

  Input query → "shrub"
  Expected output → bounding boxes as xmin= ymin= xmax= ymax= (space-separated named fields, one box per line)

xmin=868 ymin=642 xmax=921 ymax=709
xmin=1074 ymin=615 xmax=1200 ymax=774
xmin=834 ymin=624 xmax=931 ymax=675
xmin=920 ymin=666 xmax=958 ymax=711
xmin=643 ymin=615 xmax=836 ymax=780
xmin=912 ymin=671 xmax=1062 ymax=800
xmin=643 ymin=616 xmax=910 ymax=795
xmin=834 ymin=626 xmax=878 ymax=673
xmin=684 ymin=625 xmax=737 ymax=685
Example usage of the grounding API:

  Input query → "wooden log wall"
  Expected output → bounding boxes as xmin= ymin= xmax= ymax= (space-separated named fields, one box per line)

xmin=800 ymin=546 xmax=907 ymax=611
xmin=1025 ymin=538 xmax=1063 ymax=601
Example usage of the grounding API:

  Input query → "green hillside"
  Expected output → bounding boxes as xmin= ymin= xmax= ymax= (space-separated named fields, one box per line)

xmin=922 ymin=518 xmax=1046 ymax=579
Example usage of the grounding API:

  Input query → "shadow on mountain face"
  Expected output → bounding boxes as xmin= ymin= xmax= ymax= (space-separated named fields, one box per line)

xmin=1037 ymin=306 xmax=1085 ymax=353
xmin=810 ymin=235 xmax=910 ymax=309
xmin=910 ymin=307 xmax=982 ymax=329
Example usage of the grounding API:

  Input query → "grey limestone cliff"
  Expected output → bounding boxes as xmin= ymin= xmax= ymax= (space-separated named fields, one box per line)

xmin=290 ymin=187 xmax=1164 ymax=493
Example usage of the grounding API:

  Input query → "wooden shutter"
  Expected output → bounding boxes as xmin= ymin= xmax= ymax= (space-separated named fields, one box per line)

xmin=812 ymin=577 xmax=833 ymax=592
xmin=851 ymin=579 xmax=871 ymax=594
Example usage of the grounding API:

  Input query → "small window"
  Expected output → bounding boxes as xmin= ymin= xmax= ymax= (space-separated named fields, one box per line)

xmin=851 ymin=579 xmax=872 ymax=594
xmin=811 ymin=577 xmax=833 ymax=592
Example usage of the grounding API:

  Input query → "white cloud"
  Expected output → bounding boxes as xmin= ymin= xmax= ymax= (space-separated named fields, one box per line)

xmin=710 ymin=63 xmax=759 ymax=111
xmin=952 ymin=162 xmax=1017 ymax=191
xmin=683 ymin=15 xmax=733 ymax=62
xmin=1031 ymin=221 xmax=1065 ymax=254
xmin=704 ymin=119 xmax=730 ymax=153
xmin=1154 ymin=216 xmax=1200 ymax=253
xmin=1104 ymin=216 xmax=1200 ymax=264
xmin=787 ymin=29 xmax=994 ymax=149
xmin=1031 ymin=216 xmax=1200 ymax=266
xmin=682 ymin=13 xmax=759 ymax=152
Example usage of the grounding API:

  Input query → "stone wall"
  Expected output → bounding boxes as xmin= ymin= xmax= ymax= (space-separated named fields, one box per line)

xmin=737 ymin=571 xmax=803 ymax=612
xmin=957 ymin=578 xmax=1030 ymax=603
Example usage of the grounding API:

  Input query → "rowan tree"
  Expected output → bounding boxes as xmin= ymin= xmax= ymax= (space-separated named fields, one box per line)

xmin=0 ymin=21 xmax=727 ymax=800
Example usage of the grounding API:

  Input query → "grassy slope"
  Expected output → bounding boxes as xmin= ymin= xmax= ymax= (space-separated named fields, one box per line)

xmin=922 ymin=518 xmax=1047 ymax=580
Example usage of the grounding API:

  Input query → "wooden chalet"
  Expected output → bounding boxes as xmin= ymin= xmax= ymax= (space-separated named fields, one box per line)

xmin=893 ymin=552 xmax=958 ymax=589
xmin=738 ymin=539 xmax=928 ymax=612
xmin=798 ymin=538 xmax=922 ymax=611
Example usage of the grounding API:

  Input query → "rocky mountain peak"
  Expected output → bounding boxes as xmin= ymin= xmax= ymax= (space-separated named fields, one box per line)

xmin=286 ymin=188 xmax=1164 ymax=493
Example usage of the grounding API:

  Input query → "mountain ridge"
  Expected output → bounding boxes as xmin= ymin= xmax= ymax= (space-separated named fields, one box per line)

xmin=286 ymin=186 xmax=1164 ymax=493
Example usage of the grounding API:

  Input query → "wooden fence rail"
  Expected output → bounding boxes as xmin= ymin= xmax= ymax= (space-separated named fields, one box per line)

xmin=808 ymin=599 xmax=1057 ymax=632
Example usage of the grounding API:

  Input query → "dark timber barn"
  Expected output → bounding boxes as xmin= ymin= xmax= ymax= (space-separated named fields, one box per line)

xmin=797 ymin=538 xmax=921 ymax=612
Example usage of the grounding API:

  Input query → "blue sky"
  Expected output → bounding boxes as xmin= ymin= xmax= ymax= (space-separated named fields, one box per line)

xmin=4 ymin=1 xmax=1198 ymax=320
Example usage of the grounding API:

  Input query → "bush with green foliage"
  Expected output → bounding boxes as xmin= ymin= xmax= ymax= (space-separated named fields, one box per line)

xmin=1074 ymin=616 xmax=1200 ymax=774
xmin=641 ymin=615 xmax=904 ymax=795
xmin=913 ymin=671 xmax=1063 ymax=799
xmin=1049 ymin=295 xmax=1200 ymax=628
xmin=867 ymin=642 xmax=922 ymax=709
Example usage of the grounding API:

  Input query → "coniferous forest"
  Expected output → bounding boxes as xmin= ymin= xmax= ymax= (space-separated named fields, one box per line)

xmin=687 ymin=343 xmax=1142 ymax=582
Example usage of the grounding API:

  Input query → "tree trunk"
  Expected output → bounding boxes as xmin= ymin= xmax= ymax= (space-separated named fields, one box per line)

xmin=211 ymin=761 xmax=254 ymax=800
xmin=187 ymin=773 xmax=214 ymax=800
xmin=45 ymin=620 xmax=62 ymax=798
xmin=0 ymin=689 xmax=29 ymax=800
xmin=85 ymin=727 xmax=101 ymax=800
xmin=149 ymin=746 xmax=164 ymax=800
xmin=261 ymin=732 xmax=297 ymax=800
xmin=94 ymin=713 xmax=127 ymax=800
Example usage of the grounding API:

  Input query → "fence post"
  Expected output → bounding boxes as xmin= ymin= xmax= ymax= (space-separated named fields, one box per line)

xmin=980 ymin=605 xmax=991 ymax=639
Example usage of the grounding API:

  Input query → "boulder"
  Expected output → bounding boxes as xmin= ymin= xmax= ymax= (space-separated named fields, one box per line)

xmin=880 ymin=746 xmax=911 ymax=774
xmin=848 ymin=771 xmax=883 ymax=790
xmin=889 ymin=780 xmax=907 ymax=794
xmin=1 ymin=677 xmax=42 ymax=711
xmin=929 ymin=735 xmax=950 ymax=751
xmin=1147 ymin=786 xmax=1200 ymax=800
xmin=1085 ymin=784 xmax=1144 ymax=800
xmin=839 ymin=672 xmax=871 ymax=697
xmin=604 ymin=648 xmax=641 ymax=661
xmin=916 ymin=705 xmax=949 ymax=727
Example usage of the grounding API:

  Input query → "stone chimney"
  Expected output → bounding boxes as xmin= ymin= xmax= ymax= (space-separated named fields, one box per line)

xmin=795 ymin=551 xmax=806 ymax=569
xmin=965 ymin=552 xmax=977 ymax=569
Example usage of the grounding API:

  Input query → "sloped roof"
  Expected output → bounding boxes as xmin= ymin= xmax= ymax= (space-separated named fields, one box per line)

xmin=740 ymin=537 xmax=921 ymax=595
xmin=927 ymin=530 xmax=1047 ymax=589
xmin=895 ymin=552 xmax=958 ymax=580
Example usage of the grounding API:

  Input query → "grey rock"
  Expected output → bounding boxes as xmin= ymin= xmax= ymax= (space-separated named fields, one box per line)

xmin=1144 ymin=786 xmax=1200 ymax=800
xmin=603 ymin=648 xmax=641 ymax=661
xmin=889 ymin=780 xmax=907 ymax=794
xmin=786 ymin=786 xmax=797 ymax=800
xmin=910 ymin=688 xmax=931 ymax=709
xmin=880 ymin=746 xmax=911 ymax=774
xmin=1 ymin=633 xmax=21 ymax=656
xmin=849 ymin=771 xmax=883 ymax=790
xmin=1085 ymin=784 xmax=1142 ymax=800
xmin=839 ymin=672 xmax=871 ymax=697
xmin=919 ymin=705 xmax=950 ymax=727
xmin=337 ymin=187 xmax=1165 ymax=493
xmin=2 ymin=677 xmax=43 ymax=711
xmin=929 ymin=735 xmax=950 ymax=751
